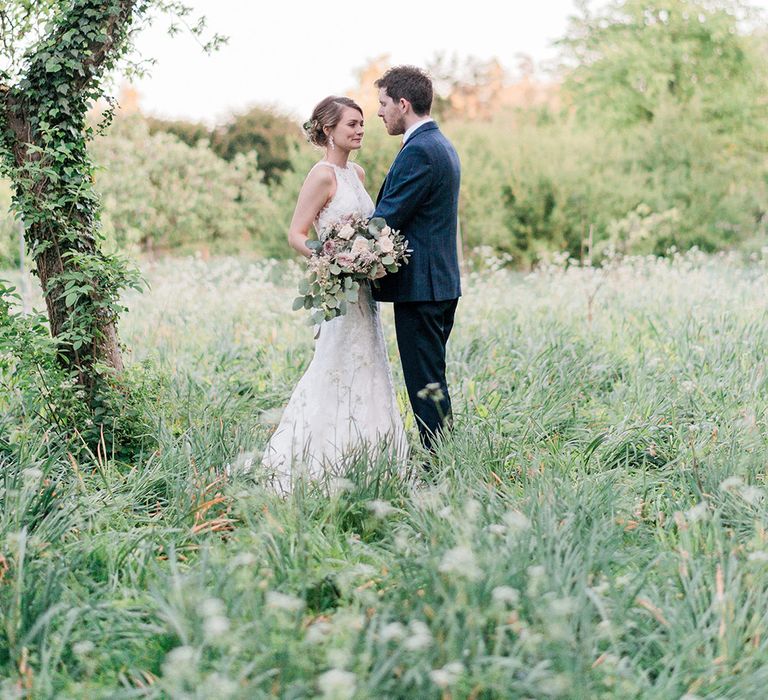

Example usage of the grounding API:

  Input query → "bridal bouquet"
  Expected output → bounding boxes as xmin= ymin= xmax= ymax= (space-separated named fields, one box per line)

xmin=292 ymin=215 xmax=410 ymax=324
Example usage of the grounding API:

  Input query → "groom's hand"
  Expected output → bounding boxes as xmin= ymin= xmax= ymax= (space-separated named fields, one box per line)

xmin=373 ymin=266 xmax=387 ymax=280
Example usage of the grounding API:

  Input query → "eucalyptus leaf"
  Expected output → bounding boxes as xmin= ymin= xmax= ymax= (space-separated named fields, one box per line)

xmin=368 ymin=217 xmax=386 ymax=236
xmin=292 ymin=296 xmax=305 ymax=311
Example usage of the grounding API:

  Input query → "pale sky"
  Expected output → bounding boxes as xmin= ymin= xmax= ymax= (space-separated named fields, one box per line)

xmin=126 ymin=0 xmax=768 ymax=125
xmin=126 ymin=0 xmax=581 ymax=124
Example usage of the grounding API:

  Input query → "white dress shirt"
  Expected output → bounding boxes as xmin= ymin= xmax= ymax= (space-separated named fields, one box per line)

xmin=402 ymin=117 xmax=434 ymax=145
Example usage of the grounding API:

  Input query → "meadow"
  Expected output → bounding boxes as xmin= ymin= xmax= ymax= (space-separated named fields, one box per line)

xmin=2 ymin=248 xmax=768 ymax=698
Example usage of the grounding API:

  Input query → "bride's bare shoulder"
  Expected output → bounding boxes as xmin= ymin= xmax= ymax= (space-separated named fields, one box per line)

xmin=305 ymin=161 xmax=336 ymax=183
xmin=350 ymin=162 xmax=366 ymax=184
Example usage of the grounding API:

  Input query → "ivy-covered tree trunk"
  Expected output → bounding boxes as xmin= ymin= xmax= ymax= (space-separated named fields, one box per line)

xmin=0 ymin=0 xmax=141 ymax=391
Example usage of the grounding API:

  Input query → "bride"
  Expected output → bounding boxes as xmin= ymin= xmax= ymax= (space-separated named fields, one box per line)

xmin=262 ymin=96 xmax=408 ymax=493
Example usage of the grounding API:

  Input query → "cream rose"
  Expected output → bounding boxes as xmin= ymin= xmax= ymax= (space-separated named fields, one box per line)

xmin=378 ymin=236 xmax=394 ymax=254
xmin=337 ymin=224 xmax=355 ymax=240
xmin=351 ymin=237 xmax=371 ymax=257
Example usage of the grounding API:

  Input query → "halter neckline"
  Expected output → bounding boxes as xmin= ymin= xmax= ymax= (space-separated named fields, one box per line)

xmin=316 ymin=160 xmax=353 ymax=171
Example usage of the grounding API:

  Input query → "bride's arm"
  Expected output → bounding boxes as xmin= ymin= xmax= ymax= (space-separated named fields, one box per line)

xmin=287 ymin=167 xmax=335 ymax=257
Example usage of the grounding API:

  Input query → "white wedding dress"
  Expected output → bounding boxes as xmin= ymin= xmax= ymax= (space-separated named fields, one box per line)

xmin=262 ymin=161 xmax=408 ymax=493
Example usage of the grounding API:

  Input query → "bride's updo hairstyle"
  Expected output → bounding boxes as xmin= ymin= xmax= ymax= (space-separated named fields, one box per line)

xmin=303 ymin=96 xmax=363 ymax=147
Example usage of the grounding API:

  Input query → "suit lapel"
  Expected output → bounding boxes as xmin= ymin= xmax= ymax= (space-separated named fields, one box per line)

xmin=376 ymin=123 xmax=439 ymax=204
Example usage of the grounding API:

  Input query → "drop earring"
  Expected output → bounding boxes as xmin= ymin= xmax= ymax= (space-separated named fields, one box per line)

xmin=329 ymin=135 xmax=335 ymax=151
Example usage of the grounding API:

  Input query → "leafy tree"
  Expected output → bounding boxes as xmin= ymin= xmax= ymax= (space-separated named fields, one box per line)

xmin=91 ymin=115 xmax=284 ymax=255
xmin=559 ymin=0 xmax=766 ymax=129
xmin=145 ymin=115 xmax=211 ymax=147
xmin=0 ymin=0 xmax=223 ymax=400
xmin=210 ymin=105 xmax=302 ymax=184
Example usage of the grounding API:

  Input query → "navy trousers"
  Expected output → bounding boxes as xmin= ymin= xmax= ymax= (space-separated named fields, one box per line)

xmin=393 ymin=299 xmax=458 ymax=451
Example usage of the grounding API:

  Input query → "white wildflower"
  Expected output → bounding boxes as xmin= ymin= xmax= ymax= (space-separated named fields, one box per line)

xmin=503 ymin=509 xmax=531 ymax=532
xmin=5 ymin=531 xmax=24 ymax=552
xmin=740 ymin=486 xmax=765 ymax=505
xmin=326 ymin=648 xmax=351 ymax=669
xmin=266 ymin=591 xmax=305 ymax=612
xmin=231 ymin=552 xmax=256 ymax=567
xmin=550 ymin=596 xmax=577 ymax=616
xmin=464 ymin=498 xmax=481 ymax=521
xmin=491 ymin=586 xmax=520 ymax=606
xmin=487 ymin=523 xmax=506 ymax=535
xmin=719 ymin=476 xmax=744 ymax=492
xmin=317 ymin=668 xmax=356 ymax=700
xmin=596 ymin=620 xmax=614 ymax=638
xmin=198 ymin=597 xmax=225 ymax=618
xmin=685 ymin=502 xmax=708 ymax=522
xmin=203 ymin=614 xmax=230 ymax=640
xmin=379 ymin=621 xmax=406 ymax=643
xmin=202 ymin=672 xmax=237 ymax=698
xmin=21 ymin=467 xmax=43 ymax=482
xmin=429 ymin=661 xmax=464 ymax=688
xmin=305 ymin=620 xmax=332 ymax=644
xmin=439 ymin=546 xmax=481 ymax=580
xmin=403 ymin=620 xmax=432 ymax=650
xmin=329 ymin=477 xmax=355 ymax=496
xmin=526 ymin=564 xmax=547 ymax=596
xmin=163 ymin=645 xmax=197 ymax=680
xmin=72 ymin=640 xmax=95 ymax=656
xmin=680 ymin=380 xmax=696 ymax=393
xmin=367 ymin=500 xmax=396 ymax=518
xmin=537 ymin=672 xmax=570 ymax=696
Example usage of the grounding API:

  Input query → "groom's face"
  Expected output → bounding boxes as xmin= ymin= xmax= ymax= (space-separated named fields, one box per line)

xmin=377 ymin=88 xmax=406 ymax=136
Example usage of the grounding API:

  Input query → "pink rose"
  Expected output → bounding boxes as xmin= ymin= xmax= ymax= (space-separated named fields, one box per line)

xmin=323 ymin=239 xmax=338 ymax=256
xmin=335 ymin=252 xmax=355 ymax=269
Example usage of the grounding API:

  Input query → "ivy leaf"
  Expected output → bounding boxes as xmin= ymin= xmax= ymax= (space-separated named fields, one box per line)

xmin=45 ymin=59 xmax=62 ymax=72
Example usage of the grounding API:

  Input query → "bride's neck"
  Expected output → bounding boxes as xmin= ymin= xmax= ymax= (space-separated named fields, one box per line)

xmin=324 ymin=148 xmax=349 ymax=168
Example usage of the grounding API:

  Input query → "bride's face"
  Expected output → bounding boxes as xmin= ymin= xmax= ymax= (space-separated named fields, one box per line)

xmin=328 ymin=107 xmax=365 ymax=152
xmin=377 ymin=88 xmax=406 ymax=136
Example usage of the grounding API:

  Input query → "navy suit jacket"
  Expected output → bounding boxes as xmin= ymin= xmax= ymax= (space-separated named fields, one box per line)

xmin=372 ymin=122 xmax=461 ymax=303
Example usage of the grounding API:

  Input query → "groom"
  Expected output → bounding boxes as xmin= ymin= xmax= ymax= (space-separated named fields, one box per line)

xmin=372 ymin=65 xmax=461 ymax=454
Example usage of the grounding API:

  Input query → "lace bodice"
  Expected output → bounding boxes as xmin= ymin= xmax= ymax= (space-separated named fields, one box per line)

xmin=314 ymin=162 xmax=375 ymax=237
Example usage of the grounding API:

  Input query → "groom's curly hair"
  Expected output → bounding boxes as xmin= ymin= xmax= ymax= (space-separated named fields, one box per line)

xmin=375 ymin=66 xmax=433 ymax=116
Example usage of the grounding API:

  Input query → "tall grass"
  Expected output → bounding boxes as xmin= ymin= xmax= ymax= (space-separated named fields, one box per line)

xmin=2 ymin=249 xmax=768 ymax=698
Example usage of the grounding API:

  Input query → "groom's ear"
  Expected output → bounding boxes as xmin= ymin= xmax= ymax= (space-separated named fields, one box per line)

xmin=398 ymin=97 xmax=411 ymax=114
